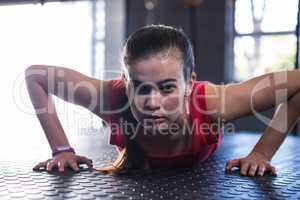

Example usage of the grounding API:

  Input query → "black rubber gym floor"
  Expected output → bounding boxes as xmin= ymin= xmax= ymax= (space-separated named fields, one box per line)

xmin=1 ymin=130 xmax=300 ymax=200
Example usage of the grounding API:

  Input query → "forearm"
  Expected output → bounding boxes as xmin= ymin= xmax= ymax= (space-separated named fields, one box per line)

xmin=26 ymin=75 xmax=71 ymax=151
xmin=251 ymin=90 xmax=300 ymax=160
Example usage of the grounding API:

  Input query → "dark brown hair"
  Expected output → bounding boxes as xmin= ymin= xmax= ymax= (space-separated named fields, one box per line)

xmin=96 ymin=24 xmax=195 ymax=174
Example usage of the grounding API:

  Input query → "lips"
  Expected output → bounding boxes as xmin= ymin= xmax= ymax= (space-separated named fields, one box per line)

xmin=152 ymin=118 xmax=166 ymax=123
xmin=144 ymin=115 xmax=166 ymax=119
xmin=144 ymin=115 xmax=167 ymax=123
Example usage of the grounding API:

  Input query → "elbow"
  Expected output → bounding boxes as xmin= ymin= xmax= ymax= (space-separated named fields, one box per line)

xmin=25 ymin=65 xmax=40 ymax=81
xmin=25 ymin=65 xmax=48 ymax=90
xmin=25 ymin=65 xmax=46 ymax=82
xmin=289 ymin=90 xmax=300 ymax=113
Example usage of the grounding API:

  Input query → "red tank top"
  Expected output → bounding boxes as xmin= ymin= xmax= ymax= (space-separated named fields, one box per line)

xmin=104 ymin=79 xmax=222 ymax=168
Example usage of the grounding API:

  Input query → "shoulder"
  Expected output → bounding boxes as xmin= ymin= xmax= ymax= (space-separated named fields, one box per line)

xmin=195 ymin=80 xmax=221 ymax=122
xmin=190 ymin=80 xmax=211 ymax=112
xmin=190 ymin=81 xmax=222 ymax=149
xmin=105 ymin=78 xmax=128 ymax=109
xmin=106 ymin=78 xmax=126 ymax=91
xmin=189 ymin=80 xmax=210 ymax=123
xmin=191 ymin=80 xmax=209 ymax=94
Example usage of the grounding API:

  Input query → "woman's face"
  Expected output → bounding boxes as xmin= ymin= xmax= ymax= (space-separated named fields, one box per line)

xmin=123 ymin=51 xmax=194 ymax=134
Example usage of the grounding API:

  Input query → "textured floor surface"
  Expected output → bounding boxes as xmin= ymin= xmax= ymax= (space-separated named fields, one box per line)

xmin=1 ymin=130 xmax=300 ymax=200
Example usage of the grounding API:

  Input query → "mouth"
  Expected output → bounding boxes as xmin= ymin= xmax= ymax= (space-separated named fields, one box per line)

xmin=144 ymin=115 xmax=167 ymax=123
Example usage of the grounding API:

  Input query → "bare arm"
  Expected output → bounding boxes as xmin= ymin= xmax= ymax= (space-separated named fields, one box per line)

xmin=205 ymin=69 xmax=300 ymax=122
xmin=225 ymin=94 xmax=300 ymax=176
xmin=250 ymin=90 xmax=300 ymax=160
xmin=205 ymin=69 xmax=300 ymax=176
xmin=25 ymin=65 xmax=109 ymax=151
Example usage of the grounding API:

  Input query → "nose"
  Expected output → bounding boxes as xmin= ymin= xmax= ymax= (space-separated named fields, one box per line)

xmin=144 ymin=90 xmax=161 ymax=111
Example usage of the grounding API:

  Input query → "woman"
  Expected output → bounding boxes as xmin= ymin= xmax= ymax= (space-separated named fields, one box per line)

xmin=26 ymin=24 xmax=300 ymax=176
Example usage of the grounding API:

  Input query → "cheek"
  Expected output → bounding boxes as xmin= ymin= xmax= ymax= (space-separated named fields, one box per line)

xmin=162 ymin=94 xmax=184 ymax=115
xmin=128 ymin=97 xmax=144 ymax=119
xmin=126 ymin=87 xmax=142 ymax=115
xmin=163 ymin=97 xmax=179 ymax=109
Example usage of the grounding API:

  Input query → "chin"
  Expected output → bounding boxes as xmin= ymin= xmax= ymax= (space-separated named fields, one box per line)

xmin=143 ymin=122 xmax=169 ymax=134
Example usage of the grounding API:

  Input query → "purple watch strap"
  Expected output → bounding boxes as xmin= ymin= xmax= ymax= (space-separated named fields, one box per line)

xmin=52 ymin=146 xmax=75 ymax=157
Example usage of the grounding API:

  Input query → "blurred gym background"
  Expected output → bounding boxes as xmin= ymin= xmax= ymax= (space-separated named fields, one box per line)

xmin=1 ymin=0 xmax=299 ymax=152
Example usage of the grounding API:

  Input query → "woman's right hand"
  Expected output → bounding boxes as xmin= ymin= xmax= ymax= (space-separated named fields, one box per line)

xmin=32 ymin=152 xmax=94 ymax=173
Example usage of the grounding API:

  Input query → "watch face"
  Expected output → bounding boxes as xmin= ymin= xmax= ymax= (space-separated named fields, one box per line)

xmin=57 ymin=146 xmax=70 ymax=151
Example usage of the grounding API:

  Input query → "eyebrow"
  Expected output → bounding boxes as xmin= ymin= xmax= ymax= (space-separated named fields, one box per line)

xmin=131 ymin=78 xmax=177 ymax=86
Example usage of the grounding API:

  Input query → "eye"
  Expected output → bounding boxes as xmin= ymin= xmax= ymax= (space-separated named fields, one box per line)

xmin=135 ymin=85 xmax=152 ymax=95
xmin=160 ymin=85 xmax=176 ymax=93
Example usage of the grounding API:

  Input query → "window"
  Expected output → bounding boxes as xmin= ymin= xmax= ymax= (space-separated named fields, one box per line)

xmin=233 ymin=0 xmax=298 ymax=81
xmin=0 ymin=1 xmax=106 ymax=143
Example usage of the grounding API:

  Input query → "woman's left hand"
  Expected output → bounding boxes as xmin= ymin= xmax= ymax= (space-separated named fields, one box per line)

xmin=225 ymin=151 xmax=277 ymax=176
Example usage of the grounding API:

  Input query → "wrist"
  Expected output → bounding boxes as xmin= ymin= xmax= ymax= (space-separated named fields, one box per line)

xmin=251 ymin=149 xmax=272 ymax=161
xmin=52 ymin=145 xmax=75 ymax=157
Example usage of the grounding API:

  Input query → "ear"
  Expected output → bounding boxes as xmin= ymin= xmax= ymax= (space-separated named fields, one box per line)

xmin=121 ymin=73 xmax=130 ymax=97
xmin=185 ymin=71 xmax=196 ymax=96
xmin=121 ymin=73 xmax=127 ymax=83
xmin=191 ymin=71 xmax=197 ymax=81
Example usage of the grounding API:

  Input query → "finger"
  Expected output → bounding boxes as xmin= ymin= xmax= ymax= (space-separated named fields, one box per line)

xmin=33 ymin=159 xmax=52 ymax=171
xmin=57 ymin=161 xmax=66 ymax=172
xmin=77 ymin=156 xmax=93 ymax=170
xmin=46 ymin=161 xmax=56 ymax=172
xmin=240 ymin=162 xmax=250 ymax=176
xmin=248 ymin=164 xmax=258 ymax=176
xmin=33 ymin=162 xmax=46 ymax=171
xmin=257 ymin=165 xmax=266 ymax=176
xmin=225 ymin=159 xmax=240 ymax=171
xmin=270 ymin=166 xmax=277 ymax=176
xmin=68 ymin=161 xmax=80 ymax=172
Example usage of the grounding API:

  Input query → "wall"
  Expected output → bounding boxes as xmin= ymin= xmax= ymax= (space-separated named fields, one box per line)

xmin=125 ymin=0 xmax=292 ymax=133
xmin=126 ymin=0 xmax=226 ymax=84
